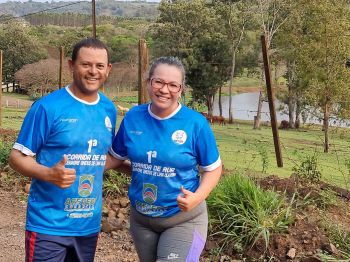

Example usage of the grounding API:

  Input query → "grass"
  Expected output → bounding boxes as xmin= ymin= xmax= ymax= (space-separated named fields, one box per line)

xmin=1 ymin=92 xmax=35 ymax=101
xmin=319 ymin=218 xmax=350 ymax=258
xmin=211 ymin=122 xmax=350 ymax=189
xmin=103 ymin=170 xmax=130 ymax=197
xmin=1 ymin=107 xmax=27 ymax=130
xmin=3 ymin=91 xmax=350 ymax=190
xmin=207 ymin=173 xmax=294 ymax=252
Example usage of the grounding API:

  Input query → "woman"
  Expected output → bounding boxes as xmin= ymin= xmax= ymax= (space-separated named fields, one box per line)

xmin=107 ymin=56 xmax=222 ymax=262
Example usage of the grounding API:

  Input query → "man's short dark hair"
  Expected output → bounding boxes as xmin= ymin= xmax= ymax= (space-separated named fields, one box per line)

xmin=71 ymin=38 xmax=110 ymax=63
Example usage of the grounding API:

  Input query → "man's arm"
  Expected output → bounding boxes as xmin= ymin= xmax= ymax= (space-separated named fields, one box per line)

xmin=8 ymin=149 xmax=76 ymax=189
xmin=104 ymin=153 xmax=131 ymax=175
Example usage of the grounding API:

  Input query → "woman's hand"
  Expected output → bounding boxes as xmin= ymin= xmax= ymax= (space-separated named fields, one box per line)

xmin=176 ymin=186 xmax=203 ymax=212
xmin=177 ymin=164 xmax=222 ymax=212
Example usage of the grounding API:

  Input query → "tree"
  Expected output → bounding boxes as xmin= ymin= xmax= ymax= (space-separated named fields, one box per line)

xmin=149 ymin=0 xmax=230 ymax=115
xmin=0 ymin=20 xmax=47 ymax=89
xmin=291 ymin=0 xmax=350 ymax=152
xmin=15 ymin=58 xmax=71 ymax=98
xmin=214 ymin=0 xmax=255 ymax=122
xmin=109 ymin=35 xmax=139 ymax=64
xmin=253 ymin=0 xmax=292 ymax=129
xmin=52 ymin=28 xmax=90 ymax=58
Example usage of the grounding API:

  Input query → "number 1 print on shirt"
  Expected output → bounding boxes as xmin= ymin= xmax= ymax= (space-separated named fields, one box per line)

xmin=147 ymin=151 xmax=157 ymax=164
xmin=87 ymin=139 xmax=98 ymax=153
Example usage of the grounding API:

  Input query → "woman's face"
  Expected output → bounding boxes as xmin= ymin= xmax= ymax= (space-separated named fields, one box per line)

xmin=147 ymin=64 xmax=183 ymax=118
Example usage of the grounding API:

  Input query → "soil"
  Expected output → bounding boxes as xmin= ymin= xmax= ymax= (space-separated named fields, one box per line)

xmin=0 ymin=119 xmax=349 ymax=261
xmin=1 ymin=173 xmax=349 ymax=262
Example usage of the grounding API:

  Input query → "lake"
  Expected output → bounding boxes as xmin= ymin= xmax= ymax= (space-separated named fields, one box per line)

xmin=212 ymin=92 xmax=350 ymax=127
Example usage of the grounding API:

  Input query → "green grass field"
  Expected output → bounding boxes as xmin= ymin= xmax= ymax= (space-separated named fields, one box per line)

xmin=212 ymin=122 xmax=350 ymax=189
xmin=2 ymin=107 xmax=27 ymax=130
xmin=2 ymin=90 xmax=350 ymax=190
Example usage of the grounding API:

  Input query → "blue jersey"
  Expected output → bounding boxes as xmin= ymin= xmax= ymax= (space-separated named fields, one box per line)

xmin=14 ymin=86 xmax=116 ymax=236
xmin=110 ymin=104 xmax=221 ymax=217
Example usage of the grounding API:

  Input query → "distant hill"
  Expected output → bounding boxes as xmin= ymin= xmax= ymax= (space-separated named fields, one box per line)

xmin=0 ymin=0 xmax=159 ymax=19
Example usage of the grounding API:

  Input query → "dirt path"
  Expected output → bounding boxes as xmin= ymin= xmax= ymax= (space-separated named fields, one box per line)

xmin=0 ymin=190 xmax=26 ymax=262
xmin=0 ymin=188 xmax=138 ymax=262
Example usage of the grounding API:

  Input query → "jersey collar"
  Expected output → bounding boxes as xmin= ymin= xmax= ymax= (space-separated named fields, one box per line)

xmin=65 ymin=85 xmax=100 ymax=105
xmin=148 ymin=103 xmax=182 ymax=120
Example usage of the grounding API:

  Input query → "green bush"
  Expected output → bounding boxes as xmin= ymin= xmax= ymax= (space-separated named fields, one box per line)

xmin=257 ymin=143 xmax=269 ymax=174
xmin=0 ymin=141 xmax=13 ymax=168
xmin=207 ymin=173 xmax=294 ymax=252
xmin=320 ymin=219 xmax=350 ymax=256
xmin=292 ymin=154 xmax=322 ymax=183
xmin=103 ymin=170 xmax=130 ymax=197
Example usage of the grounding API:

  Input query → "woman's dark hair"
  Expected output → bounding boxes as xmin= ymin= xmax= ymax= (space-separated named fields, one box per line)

xmin=147 ymin=56 xmax=186 ymax=86
xmin=71 ymin=38 xmax=110 ymax=63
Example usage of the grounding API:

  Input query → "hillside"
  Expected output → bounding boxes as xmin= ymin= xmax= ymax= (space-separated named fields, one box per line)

xmin=0 ymin=0 xmax=159 ymax=20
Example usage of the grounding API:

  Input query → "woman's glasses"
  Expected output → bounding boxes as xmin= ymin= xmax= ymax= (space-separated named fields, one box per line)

xmin=150 ymin=78 xmax=182 ymax=93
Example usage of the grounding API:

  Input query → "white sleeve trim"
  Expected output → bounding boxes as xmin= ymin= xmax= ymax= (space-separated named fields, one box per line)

xmin=13 ymin=143 xmax=36 ymax=157
xmin=108 ymin=147 xmax=128 ymax=160
xmin=199 ymin=157 xmax=222 ymax=172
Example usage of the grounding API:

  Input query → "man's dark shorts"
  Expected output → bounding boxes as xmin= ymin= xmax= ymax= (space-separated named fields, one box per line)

xmin=25 ymin=230 xmax=99 ymax=262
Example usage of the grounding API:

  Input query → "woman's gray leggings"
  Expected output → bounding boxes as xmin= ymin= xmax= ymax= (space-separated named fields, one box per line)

xmin=129 ymin=201 xmax=208 ymax=262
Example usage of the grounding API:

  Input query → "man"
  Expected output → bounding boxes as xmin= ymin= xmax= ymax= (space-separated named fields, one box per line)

xmin=9 ymin=38 xmax=116 ymax=262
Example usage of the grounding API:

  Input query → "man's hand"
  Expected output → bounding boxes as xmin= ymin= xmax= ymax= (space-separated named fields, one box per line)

xmin=48 ymin=155 xmax=76 ymax=188
xmin=176 ymin=186 xmax=203 ymax=212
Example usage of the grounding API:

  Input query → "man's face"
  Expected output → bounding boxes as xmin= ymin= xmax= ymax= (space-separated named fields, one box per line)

xmin=68 ymin=47 xmax=111 ymax=101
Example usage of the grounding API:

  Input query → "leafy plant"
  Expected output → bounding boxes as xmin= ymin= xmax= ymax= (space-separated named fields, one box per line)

xmin=320 ymin=220 xmax=350 ymax=255
xmin=317 ymin=251 xmax=350 ymax=262
xmin=103 ymin=170 xmax=130 ymax=197
xmin=300 ymin=188 xmax=339 ymax=210
xmin=257 ymin=143 xmax=269 ymax=174
xmin=0 ymin=141 xmax=13 ymax=168
xmin=292 ymin=154 xmax=322 ymax=183
xmin=207 ymin=173 xmax=294 ymax=252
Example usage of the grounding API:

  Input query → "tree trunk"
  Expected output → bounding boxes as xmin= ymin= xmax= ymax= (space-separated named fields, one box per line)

xmin=295 ymin=98 xmax=301 ymax=129
xmin=323 ymin=103 xmax=330 ymax=153
xmin=219 ymin=86 xmax=222 ymax=117
xmin=254 ymin=68 xmax=264 ymax=129
xmin=287 ymin=62 xmax=295 ymax=128
xmin=228 ymin=52 xmax=236 ymax=124
xmin=207 ymin=94 xmax=215 ymax=117
xmin=288 ymin=96 xmax=295 ymax=128
xmin=254 ymin=91 xmax=263 ymax=129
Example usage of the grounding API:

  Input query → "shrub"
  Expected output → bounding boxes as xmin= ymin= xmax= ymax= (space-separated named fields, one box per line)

xmin=257 ymin=143 xmax=269 ymax=174
xmin=320 ymin=219 xmax=350 ymax=255
xmin=292 ymin=154 xmax=322 ymax=183
xmin=103 ymin=170 xmax=130 ymax=197
xmin=0 ymin=141 xmax=13 ymax=168
xmin=207 ymin=173 xmax=294 ymax=252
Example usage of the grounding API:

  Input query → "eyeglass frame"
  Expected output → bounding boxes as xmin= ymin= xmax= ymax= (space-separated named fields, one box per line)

xmin=149 ymin=78 xmax=183 ymax=93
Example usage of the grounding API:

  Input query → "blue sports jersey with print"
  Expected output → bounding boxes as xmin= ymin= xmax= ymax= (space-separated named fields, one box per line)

xmin=110 ymin=104 xmax=221 ymax=217
xmin=14 ymin=86 xmax=116 ymax=236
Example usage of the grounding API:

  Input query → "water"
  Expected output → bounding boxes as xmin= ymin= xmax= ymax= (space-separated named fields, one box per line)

xmin=212 ymin=92 xmax=350 ymax=127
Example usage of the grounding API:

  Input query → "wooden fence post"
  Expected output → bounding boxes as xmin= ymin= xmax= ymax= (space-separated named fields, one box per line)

xmin=261 ymin=34 xmax=283 ymax=167
xmin=92 ymin=0 xmax=96 ymax=39
xmin=59 ymin=46 xmax=64 ymax=89
xmin=0 ymin=50 xmax=3 ymax=127
xmin=138 ymin=39 xmax=149 ymax=105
